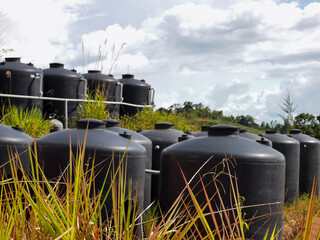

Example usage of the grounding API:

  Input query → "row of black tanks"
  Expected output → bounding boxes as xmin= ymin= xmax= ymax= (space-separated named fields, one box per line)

xmin=0 ymin=58 xmax=154 ymax=122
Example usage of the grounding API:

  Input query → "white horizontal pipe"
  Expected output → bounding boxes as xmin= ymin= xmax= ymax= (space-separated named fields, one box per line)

xmin=0 ymin=93 xmax=153 ymax=108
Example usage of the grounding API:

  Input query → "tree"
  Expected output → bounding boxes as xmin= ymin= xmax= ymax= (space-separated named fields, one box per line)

xmin=278 ymin=91 xmax=297 ymax=133
xmin=294 ymin=113 xmax=320 ymax=139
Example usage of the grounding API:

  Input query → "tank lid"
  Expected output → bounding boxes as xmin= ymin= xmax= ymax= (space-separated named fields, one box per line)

xmin=12 ymin=125 xmax=23 ymax=132
xmin=5 ymin=57 xmax=21 ymax=63
xmin=256 ymin=137 xmax=271 ymax=146
xmin=122 ymin=74 xmax=134 ymax=79
xmin=155 ymin=122 xmax=174 ymax=130
xmin=49 ymin=63 xmax=64 ymax=69
xmin=119 ymin=132 xmax=132 ymax=139
xmin=201 ymin=126 xmax=210 ymax=132
xmin=178 ymin=134 xmax=192 ymax=142
xmin=77 ymin=119 xmax=105 ymax=129
xmin=88 ymin=70 xmax=101 ymax=73
xmin=290 ymin=129 xmax=302 ymax=134
xmin=102 ymin=119 xmax=121 ymax=128
xmin=208 ymin=124 xmax=239 ymax=136
xmin=266 ymin=130 xmax=278 ymax=134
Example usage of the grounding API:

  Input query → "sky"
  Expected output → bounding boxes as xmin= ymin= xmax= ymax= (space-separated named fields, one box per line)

xmin=1 ymin=0 xmax=320 ymax=124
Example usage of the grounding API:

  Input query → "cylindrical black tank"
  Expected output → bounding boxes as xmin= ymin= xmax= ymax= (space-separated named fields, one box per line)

xmin=102 ymin=119 xmax=152 ymax=208
xmin=240 ymin=129 xmax=272 ymax=147
xmin=119 ymin=74 xmax=154 ymax=116
xmin=262 ymin=131 xmax=300 ymax=203
xmin=191 ymin=126 xmax=209 ymax=137
xmin=83 ymin=71 xmax=122 ymax=117
xmin=139 ymin=122 xmax=193 ymax=201
xmin=159 ymin=125 xmax=285 ymax=240
xmin=288 ymin=129 xmax=320 ymax=196
xmin=35 ymin=119 xmax=146 ymax=215
xmin=0 ymin=57 xmax=43 ymax=110
xmin=0 ymin=124 xmax=33 ymax=176
xmin=43 ymin=63 xmax=87 ymax=125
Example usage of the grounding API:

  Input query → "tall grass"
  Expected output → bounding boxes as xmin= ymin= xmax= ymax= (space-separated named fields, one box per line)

xmin=120 ymin=107 xmax=198 ymax=132
xmin=0 ymin=103 xmax=53 ymax=137
xmin=71 ymin=90 xmax=110 ymax=127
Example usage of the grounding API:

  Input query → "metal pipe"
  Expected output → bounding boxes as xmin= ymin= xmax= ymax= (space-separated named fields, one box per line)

xmin=0 ymin=93 xmax=153 ymax=107
xmin=65 ymin=99 xmax=68 ymax=128
xmin=145 ymin=169 xmax=160 ymax=175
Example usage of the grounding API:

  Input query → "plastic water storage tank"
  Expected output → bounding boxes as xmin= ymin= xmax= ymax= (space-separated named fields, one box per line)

xmin=139 ymin=122 xmax=193 ymax=201
xmin=35 ymin=119 xmax=146 ymax=216
xmin=43 ymin=63 xmax=87 ymax=126
xmin=289 ymin=129 xmax=320 ymax=196
xmin=0 ymin=124 xmax=33 ymax=177
xmin=0 ymin=57 xmax=43 ymax=110
xmin=102 ymin=119 xmax=152 ymax=208
xmin=160 ymin=125 xmax=285 ymax=239
xmin=262 ymin=131 xmax=300 ymax=203
xmin=83 ymin=71 xmax=122 ymax=117
xmin=119 ymin=74 xmax=154 ymax=116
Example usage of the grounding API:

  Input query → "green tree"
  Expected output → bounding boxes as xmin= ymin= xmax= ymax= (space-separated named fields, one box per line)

xmin=278 ymin=91 xmax=297 ymax=133
xmin=294 ymin=113 xmax=320 ymax=139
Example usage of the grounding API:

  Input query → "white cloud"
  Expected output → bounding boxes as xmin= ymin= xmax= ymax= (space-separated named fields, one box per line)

xmin=1 ymin=0 xmax=320 ymax=123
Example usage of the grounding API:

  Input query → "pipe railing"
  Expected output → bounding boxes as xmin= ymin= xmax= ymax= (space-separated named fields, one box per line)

xmin=0 ymin=93 xmax=153 ymax=128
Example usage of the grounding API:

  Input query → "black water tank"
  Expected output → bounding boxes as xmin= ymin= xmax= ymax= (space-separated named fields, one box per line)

xmin=0 ymin=57 xmax=43 ymax=110
xmin=119 ymin=74 xmax=154 ymax=116
xmin=102 ymin=119 xmax=152 ymax=208
xmin=159 ymin=125 xmax=285 ymax=239
xmin=191 ymin=126 xmax=209 ymax=137
xmin=139 ymin=122 xmax=193 ymax=201
xmin=289 ymin=129 xmax=320 ymax=196
xmin=35 ymin=119 xmax=146 ymax=214
xmin=0 ymin=124 xmax=33 ymax=176
xmin=262 ymin=131 xmax=300 ymax=203
xmin=83 ymin=71 xmax=122 ymax=117
xmin=43 ymin=63 xmax=87 ymax=125
xmin=240 ymin=129 xmax=272 ymax=147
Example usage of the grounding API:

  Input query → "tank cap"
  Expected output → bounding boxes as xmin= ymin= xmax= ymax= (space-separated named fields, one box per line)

xmin=12 ymin=125 xmax=23 ymax=132
xmin=102 ymin=119 xmax=120 ymax=128
xmin=208 ymin=124 xmax=239 ymax=136
xmin=88 ymin=70 xmax=101 ymax=73
xmin=266 ymin=130 xmax=278 ymax=134
xmin=290 ymin=129 xmax=302 ymax=134
xmin=256 ymin=137 xmax=272 ymax=147
xmin=27 ymin=62 xmax=34 ymax=67
xmin=122 ymin=74 xmax=134 ymax=79
xmin=178 ymin=134 xmax=192 ymax=142
xmin=49 ymin=63 xmax=64 ymax=69
xmin=77 ymin=119 xmax=105 ymax=129
xmin=155 ymin=122 xmax=174 ymax=130
xmin=5 ymin=57 xmax=21 ymax=63
xmin=119 ymin=132 xmax=132 ymax=139
xmin=201 ymin=126 xmax=210 ymax=132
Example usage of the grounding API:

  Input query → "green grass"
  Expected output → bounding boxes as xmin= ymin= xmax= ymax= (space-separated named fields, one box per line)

xmin=0 ymin=103 xmax=53 ymax=138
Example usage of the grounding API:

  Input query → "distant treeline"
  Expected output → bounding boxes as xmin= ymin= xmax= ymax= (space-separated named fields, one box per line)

xmin=156 ymin=101 xmax=320 ymax=139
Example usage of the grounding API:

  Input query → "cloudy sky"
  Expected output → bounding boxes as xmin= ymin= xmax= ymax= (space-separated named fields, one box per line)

xmin=1 ymin=0 xmax=320 ymax=123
